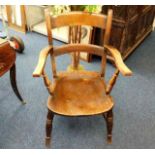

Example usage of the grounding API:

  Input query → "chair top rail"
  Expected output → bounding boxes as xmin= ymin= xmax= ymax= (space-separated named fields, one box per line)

xmin=50 ymin=11 xmax=107 ymax=29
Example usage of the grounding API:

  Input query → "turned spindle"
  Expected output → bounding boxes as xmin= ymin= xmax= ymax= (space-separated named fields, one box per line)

xmin=42 ymin=70 xmax=53 ymax=95
xmin=106 ymin=69 xmax=119 ymax=94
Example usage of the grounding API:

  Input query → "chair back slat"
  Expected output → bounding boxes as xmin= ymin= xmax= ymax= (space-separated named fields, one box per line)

xmin=51 ymin=11 xmax=107 ymax=29
xmin=53 ymin=44 xmax=105 ymax=56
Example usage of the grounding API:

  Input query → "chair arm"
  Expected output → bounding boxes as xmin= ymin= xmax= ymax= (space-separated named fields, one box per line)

xmin=104 ymin=45 xmax=133 ymax=76
xmin=33 ymin=45 xmax=53 ymax=77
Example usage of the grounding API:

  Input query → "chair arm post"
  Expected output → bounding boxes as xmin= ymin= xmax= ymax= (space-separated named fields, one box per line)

xmin=42 ymin=70 xmax=53 ymax=96
xmin=32 ymin=45 xmax=53 ymax=95
xmin=106 ymin=69 xmax=119 ymax=94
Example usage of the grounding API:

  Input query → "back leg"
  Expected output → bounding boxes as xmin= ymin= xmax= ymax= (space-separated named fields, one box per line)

xmin=103 ymin=109 xmax=113 ymax=143
xmin=106 ymin=109 xmax=113 ymax=143
xmin=45 ymin=109 xmax=54 ymax=146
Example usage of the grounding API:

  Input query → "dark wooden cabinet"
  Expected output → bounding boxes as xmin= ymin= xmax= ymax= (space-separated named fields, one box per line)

xmin=94 ymin=5 xmax=155 ymax=61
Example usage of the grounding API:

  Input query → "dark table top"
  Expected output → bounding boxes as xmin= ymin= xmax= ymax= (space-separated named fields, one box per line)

xmin=0 ymin=39 xmax=16 ymax=77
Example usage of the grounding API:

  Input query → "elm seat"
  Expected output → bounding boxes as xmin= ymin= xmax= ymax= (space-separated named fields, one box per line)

xmin=47 ymin=71 xmax=114 ymax=116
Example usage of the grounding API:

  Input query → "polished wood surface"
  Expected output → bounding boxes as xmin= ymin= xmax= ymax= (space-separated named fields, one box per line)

xmin=54 ymin=44 xmax=105 ymax=56
xmin=33 ymin=10 xmax=133 ymax=145
xmin=104 ymin=109 xmax=113 ymax=143
xmin=45 ymin=109 xmax=54 ymax=146
xmin=33 ymin=45 xmax=52 ymax=77
xmin=50 ymin=11 xmax=107 ymax=29
xmin=103 ymin=9 xmax=113 ymax=45
xmin=106 ymin=69 xmax=119 ymax=94
xmin=45 ymin=9 xmax=53 ymax=45
xmin=0 ymin=40 xmax=25 ymax=104
xmin=42 ymin=70 xmax=53 ymax=96
xmin=96 ymin=5 xmax=155 ymax=61
xmin=104 ymin=45 xmax=132 ymax=76
xmin=0 ymin=42 xmax=16 ymax=77
xmin=47 ymin=71 xmax=114 ymax=116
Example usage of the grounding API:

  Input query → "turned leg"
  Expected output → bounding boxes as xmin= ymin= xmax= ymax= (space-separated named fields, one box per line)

xmin=10 ymin=63 xmax=26 ymax=104
xmin=45 ymin=109 xmax=54 ymax=146
xmin=102 ymin=113 xmax=107 ymax=120
xmin=106 ymin=109 xmax=113 ymax=144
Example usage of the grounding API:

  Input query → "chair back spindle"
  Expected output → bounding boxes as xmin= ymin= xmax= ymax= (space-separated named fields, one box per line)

xmin=69 ymin=25 xmax=82 ymax=69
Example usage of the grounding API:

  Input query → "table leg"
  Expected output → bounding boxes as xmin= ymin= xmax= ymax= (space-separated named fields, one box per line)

xmin=10 ymin=63 xmax=26 ymax=104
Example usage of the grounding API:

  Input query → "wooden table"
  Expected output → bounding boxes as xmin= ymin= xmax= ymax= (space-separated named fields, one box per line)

xmin=0 ymin=38 xmax=25 ymax=104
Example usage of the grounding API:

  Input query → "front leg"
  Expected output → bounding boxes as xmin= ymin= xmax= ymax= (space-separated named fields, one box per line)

xmin=45 ymin=109 xmax=54 ymax=146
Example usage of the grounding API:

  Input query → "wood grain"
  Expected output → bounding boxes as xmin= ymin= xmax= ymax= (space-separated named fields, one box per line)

xmin=104 ymin=44 xmax=133 ymax=76
xmin=33 ymin=10 xmax=133 ymax=144
xmin=53 ymin=44 xmax=105 ymax=56
xmin=104 ymin=9 xmax=113 ymax=45
xmin=47 ymin=71 xmax=114 ymax=116
xmin=106 ymin=69 xmax=120 ymax=94
xmin=45 ymin=8 xmax=53 ymax=45
xmin=0 ymin=40 xmax=25 ymax=103
xmin=0 ymin=42 xmax=16 ymax=77
xmin=100 ymin=5 xmax=155 ymax=61
xmin=51 ymin=11 xmax=107 ymax=29
xmin=33 ymin=45 xmax=53 ymax=77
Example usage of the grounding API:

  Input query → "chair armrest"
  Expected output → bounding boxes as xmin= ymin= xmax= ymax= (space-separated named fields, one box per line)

xmin=33 ymin=45 xmax=53 ymax=77
xmin=104 ymin=45 xmax=133 ymax=76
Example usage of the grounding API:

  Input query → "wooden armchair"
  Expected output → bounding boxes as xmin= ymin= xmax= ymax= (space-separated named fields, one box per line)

xmin=33 ymin=9 xmax=133 ymax=146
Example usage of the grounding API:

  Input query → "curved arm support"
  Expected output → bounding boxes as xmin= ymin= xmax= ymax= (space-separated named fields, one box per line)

xmin=104 ymin=45 xmax=133 ymax=76
xmin=106 ymin=69 xmax=119 ymax=94
xmin=42 ymin=70 xmax=53 ymax=96
xmin=33 ymin=45 xmax=53 ymax=77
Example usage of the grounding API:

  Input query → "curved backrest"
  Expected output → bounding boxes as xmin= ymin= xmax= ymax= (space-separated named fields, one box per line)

xmin=44 ymin=9 xmax=113 ymax=78
xmin=51 ymin=12 xmax=107 ymax=29
xmin=45 ymin=9 xmax=113 ymax=45
xmin=53 ymin=44 xmax=105 ymax=57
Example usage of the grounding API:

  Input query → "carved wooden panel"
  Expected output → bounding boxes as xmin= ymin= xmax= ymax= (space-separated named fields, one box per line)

xmin=95 ymin=5 xmax=155 ymax=61
xmin=110 ymin=22 xmax=124 ymax=52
